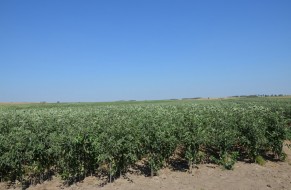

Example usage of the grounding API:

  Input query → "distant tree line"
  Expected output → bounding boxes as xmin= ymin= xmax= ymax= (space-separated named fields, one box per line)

xmin=231 ymin=94 xmax=286 ymax=98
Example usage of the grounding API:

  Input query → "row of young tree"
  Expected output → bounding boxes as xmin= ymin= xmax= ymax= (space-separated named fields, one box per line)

xmin=0 ymin=102 xmax=289 ymax=187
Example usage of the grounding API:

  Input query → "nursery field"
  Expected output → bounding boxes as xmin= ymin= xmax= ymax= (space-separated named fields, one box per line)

xmin=0 ymin=97 xmax=291 ymax=189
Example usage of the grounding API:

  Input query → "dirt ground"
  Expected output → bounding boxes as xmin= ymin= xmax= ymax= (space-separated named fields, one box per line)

xmin=1 ymin=142 xmax=291 ymax=190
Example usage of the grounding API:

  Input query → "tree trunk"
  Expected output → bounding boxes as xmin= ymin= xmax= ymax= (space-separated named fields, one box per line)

xmin=109 ymin=162 xmax=112 ymax=183
xmin=188 ymin=160 xmax=192 ymax=174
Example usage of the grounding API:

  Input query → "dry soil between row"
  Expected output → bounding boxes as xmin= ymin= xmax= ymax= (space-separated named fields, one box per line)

xmin=1 ymin=141 xmax=291 ymax=190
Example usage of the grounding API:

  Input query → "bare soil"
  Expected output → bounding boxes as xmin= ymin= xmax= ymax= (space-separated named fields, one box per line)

xmin=1 ymin=141 xmax=291 ymax=190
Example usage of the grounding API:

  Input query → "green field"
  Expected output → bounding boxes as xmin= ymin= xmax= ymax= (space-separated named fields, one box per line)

xmin=0 ymin=97 xmax=291 ymax=186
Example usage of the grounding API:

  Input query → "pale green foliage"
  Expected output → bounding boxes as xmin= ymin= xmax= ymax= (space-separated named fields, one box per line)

xmin=255 ymin=155 xmax=266 ymax=166
xmin=0 ymin=99 xmax=289 ymax=184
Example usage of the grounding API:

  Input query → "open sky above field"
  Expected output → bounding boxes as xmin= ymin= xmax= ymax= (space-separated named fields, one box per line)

xmin=0 ymin=0 xmax=291 ymax=102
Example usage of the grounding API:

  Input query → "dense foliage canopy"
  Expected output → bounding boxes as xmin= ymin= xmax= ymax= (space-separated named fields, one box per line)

xmin=0 ymin=98 xmax=290 ymax=186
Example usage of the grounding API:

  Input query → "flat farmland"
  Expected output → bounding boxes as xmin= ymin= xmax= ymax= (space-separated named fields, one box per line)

xmin=0 ymin=97 xmax=291 ymax=189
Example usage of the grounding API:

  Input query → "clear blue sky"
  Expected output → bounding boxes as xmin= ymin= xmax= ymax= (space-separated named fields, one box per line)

xmin=1 ymin=0 xmax=290 ymax=102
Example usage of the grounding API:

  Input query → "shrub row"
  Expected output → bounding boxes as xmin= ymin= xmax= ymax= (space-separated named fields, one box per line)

xmin=0 ymin=103 xmax=288 ymax=185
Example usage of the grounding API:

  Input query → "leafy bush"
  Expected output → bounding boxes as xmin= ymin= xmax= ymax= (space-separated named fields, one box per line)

xmin=0 ymin=100 xmax=289 ymax=185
